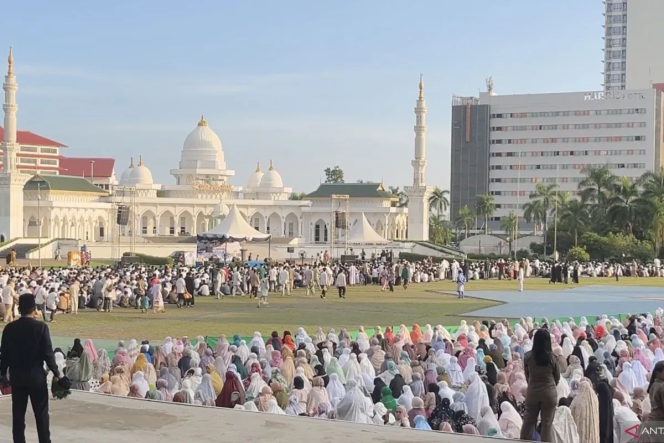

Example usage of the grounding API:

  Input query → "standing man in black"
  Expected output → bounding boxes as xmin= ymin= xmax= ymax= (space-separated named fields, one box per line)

xmin=0 ymin=293 xmax=61 ymax=443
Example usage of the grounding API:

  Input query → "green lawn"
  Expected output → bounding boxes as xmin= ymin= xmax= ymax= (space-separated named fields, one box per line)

xmin=3 ymin=276 xmax=664 ymax=350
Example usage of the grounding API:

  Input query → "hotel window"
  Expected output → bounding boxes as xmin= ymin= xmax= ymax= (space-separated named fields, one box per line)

xmin=40 ymin=147 xmax=58 ymax=155
xmin=19 ymin=157 xmax=37 ymax=165
xmin=19 ymin=146 xmax=38 ymax=153
xmin=39 ymin=158 xmax=58 ymax=166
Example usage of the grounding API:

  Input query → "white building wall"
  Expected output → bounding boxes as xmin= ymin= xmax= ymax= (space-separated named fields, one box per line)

xmin=625 ymin=0 xmax=664 ymax=89
xmin=480 ymin=89 xmax=662 ymax=220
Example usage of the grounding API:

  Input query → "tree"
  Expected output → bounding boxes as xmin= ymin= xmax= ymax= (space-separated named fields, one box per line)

xmin=475 ymin=194 xmax=494 ymax=235
xmin=560 ymin=200 xmax=590 ymax=246
xmin=528 ymin=183 xmax=558 ymax=249
xmin=289 ymin=192 xmax=307 ymax=200
xmin=388 ymin=186 xmax=408 ymax=208
xmin=455 ymin=205 xmax=474 ymax=238
xmin=639 ymin=168 xmax=664 ymax=252
xmin=607 ymin=176 xmax=640 ymax=235
xmin=501 ymin=212 xmax=518 ymax=255
xmin=578 ymin=164 xmax=618 ymax=232
xmin=523 ymin=199 xmax=545 ymax=236
xmin=429 ymin=187 xmax=450 ymax=216
xmin=324 ymin=166 xmax=344 ymax=183
xmin=567 ymin=246 xmax=590 ymax=263
xmin=429 ymin=213 xmax=452 ymax=245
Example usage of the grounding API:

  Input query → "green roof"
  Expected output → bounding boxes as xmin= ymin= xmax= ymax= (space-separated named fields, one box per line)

xmin=306 ymin=182 xmax=396 ymax=199
xmin=24 ymin=175 xmax=108 ymax=195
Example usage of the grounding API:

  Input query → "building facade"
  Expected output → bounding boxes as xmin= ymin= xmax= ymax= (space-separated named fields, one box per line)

xmin=603 ymin=0 xmax=664 ymax=91
xmin=0 ymin=48 xmax=415 ymax=249
xmin=450 ymin=87 xmax=664 ymax=230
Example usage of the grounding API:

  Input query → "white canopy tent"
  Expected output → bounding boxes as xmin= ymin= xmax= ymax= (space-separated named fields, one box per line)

xmin=197 ymin=203 xmax=271 ymax=243
xmin=347 ymin=213 xmax=390 ymax=244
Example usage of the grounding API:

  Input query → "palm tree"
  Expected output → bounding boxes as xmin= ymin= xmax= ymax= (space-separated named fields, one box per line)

xmin=607 ymin=176 xmax=640 ymax=235
xmin=578 ymin=164 xmax=618 ymax=230
xmin=560 ymin=200 xmax=590 ymax=246
xmin=429 ymin=213 xmax=452 ymax=245
xmin=522 ymin=199 xmax=545 ymax=236
xmin=475 ymin=194 xmax=494 ymax=235
xmin=500 ymin=212 xmax=518 ymax=255
xmin=388 ymin=186 xmax=408 ymax=208
xmin=455 ymin=205 xmax=474 ymax=238
xmin=639 ymin=167 xmax=664 ymax=251
xmin=429 ymin=187 xmax=450 ymax=216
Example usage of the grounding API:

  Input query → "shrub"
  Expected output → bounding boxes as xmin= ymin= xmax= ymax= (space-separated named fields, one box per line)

xmin=567 ymin=246 xmax=590 ymax=263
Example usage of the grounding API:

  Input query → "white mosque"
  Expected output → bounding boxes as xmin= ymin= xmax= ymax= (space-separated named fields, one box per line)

xmin=0 ymin=48 xmax=458 ymax=260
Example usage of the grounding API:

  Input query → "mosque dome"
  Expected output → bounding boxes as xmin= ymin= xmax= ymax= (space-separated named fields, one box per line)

xmin=247 ymin=162 xmax=264 ymax=189
xmin=120 ymin=158 xmax=135 ymax=183
xmin=127 ymin=156 xmax=154 ymax=185
xmin=212 ymin=202 xmax=229 ymax=217
xmin=259 ymin=160 xmax=284 ymax=189
xmin=179 ymin=115 xmax=226 ymax=170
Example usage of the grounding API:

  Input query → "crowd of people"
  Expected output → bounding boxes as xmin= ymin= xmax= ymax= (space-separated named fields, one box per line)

xmin=5 ymin=312 xmax=662 ymax=442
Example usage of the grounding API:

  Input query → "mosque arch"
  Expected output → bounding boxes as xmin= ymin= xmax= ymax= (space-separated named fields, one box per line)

xmin=61 ymin=215 xmax=69 ymax=238
xmin=267 ymin=212 xmax=282 ymax=236
xmin=96 ymin=215 xmax=107 ymax=241
xmin=140 ymin=210 xmax=157 ymax=236
xmin=375 ymin=219 xmax=385 ymax=238
xmin=77 ymin=216 xmax=85 ymax=240
xmin=158 ymin=210 xmax=175 ymax=236
xmin=53 ymin=216 xmax=61 ymax=239
xmin=284 ymin=212 xmax=299 ymax=238
xmin=314 ymin=218 xmax=328 ymax=243
xmin=250 ymin=211 xmax=266 ymax=233
xmin=195 ymin=212 xmax=207 ymax=235
xmin=27 ymin=215 xmax=38 ymax=238
xmin=177 ymin=210 xmax=194 ymax=235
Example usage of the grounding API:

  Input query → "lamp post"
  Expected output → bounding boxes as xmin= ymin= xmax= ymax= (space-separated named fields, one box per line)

xmin=90 ymin=160 xmax=95 ymax=186
xmin=37 ymin=181 xmax=42 ymax=268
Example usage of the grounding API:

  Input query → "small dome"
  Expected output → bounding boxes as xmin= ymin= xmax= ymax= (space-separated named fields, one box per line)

xmin=180 ymin=115 xmax=226 ymax=170
xmin=127 ymin=156 xmax=154 ymax=185
xmin=247 ymin=162 xmax=264 ymax=189
xmin=120 ymin=158 xmax=134 ymax=182
xmin=259 ymin=160 xmax=283 ymax=188
xmin=212 ymin=202 xmax=229 ymax=217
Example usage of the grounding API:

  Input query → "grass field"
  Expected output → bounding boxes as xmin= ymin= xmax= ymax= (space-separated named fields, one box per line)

xmin=2 ymin=276 xmax=664 ymax=349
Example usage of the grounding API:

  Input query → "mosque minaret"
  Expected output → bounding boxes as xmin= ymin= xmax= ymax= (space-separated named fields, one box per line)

xmin=405 ymin=74 xmax=433 ymax=241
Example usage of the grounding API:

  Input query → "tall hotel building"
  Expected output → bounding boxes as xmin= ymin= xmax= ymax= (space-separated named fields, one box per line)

xmin=604 ymin=0 xmax=664 ymax=91
xmin=450 ymin=88 xmax=664 ymax=230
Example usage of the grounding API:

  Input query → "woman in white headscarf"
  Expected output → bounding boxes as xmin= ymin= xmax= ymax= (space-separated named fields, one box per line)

xmin=307 ymin=377 xmax=331 ymax=416
xmin=612 ymin=399 xmax=639 ymax=443
xmin=188 ymin=367 xmax=203 ymax=391
xmin=161 ymin=337 xmax=173 ymax=356
xmin=335 ymin=379 xmax=372 ymax=424
xmin=338 ymin=348 xmax=351 ymax=369
xmin=245 ymin=372 xmax=267 ymax=401
xmin=249 ymin=332 xmax=267 ymax=358
xmin=462 ymin=357 xmax=477 ymax=382
xmin=359 ymin=353 xmax=376 ymax=378
xmin=455 ymin=320 xmax=469 ymax=339
xmin=193 ymin=374 xmax=216 ymax=406
xmin=438 ymin=381 xmax=456 ymax=403
xmin=356 ymin=326 xmax=370 ymax=352
xmin=477 ymin=405 xmax=503 ymax=437
xmin=551 ymin=403 xmax=580 ymax=443
xmin=127 ymin=339 xmax=140 ymax=363
xmin=179 ymin=379 xmax=196 ymax=400
xmin=562 ymin=337 xmax=574 ymax=359
xmin=618 ymin=362 xmax=638 ymax=395
xmin=130 ymin=371 xmax=149 ymax=397
xmin=294 ymin=327 xmax=308 ymax=347
xmin=243 ymin=401 xmax=259 ymax=412
xmin=285 ymin=394 xmax=306 ymax=415
xmin=343 ymin=353 xmax=362 ymax=381
xmin=448 ymin=356 xmax=465 ymax=387
xmin=397 ymin=385 xmax=414 ymax=411
xmin=499 ymin=401 xmax=523 ymax=438
xmin=235 ymin=340 xmax=250 ymax=364
xmin=379 ymin=361 xmax=399 ymax=385
xmin=569 ymin=380 xmax=600 ymax=443
xmin=266 ymin=398 xmax=285 ymax=415
xmin=326 ymin=373 xmax=346 ymax=404
xmin=465 ymin=372 xmax=490 ymax=421
xmin=631 ymin=360 xmax=649 ymax=389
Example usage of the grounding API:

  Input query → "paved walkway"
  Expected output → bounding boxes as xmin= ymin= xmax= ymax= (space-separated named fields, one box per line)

xmin=0 ymin=392 xmax=497 ymax=442
xmin=461 ymin=285 xmax=664 ymax=319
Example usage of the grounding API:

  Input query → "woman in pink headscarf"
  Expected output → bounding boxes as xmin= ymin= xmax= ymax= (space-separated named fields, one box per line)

xmin=634 ymin=348 xmax=651 ymax=371
xmin=458 ymin=347 xmax=474 ymax=371
xmin=510 ymin=372 xmax=528 ymax=403
xmin=83 ymin=339 xmax=98 ymax=364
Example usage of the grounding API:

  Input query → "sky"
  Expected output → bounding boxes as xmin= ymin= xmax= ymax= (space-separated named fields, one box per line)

xmin=0 ymin=0 xmax=604 ymax=193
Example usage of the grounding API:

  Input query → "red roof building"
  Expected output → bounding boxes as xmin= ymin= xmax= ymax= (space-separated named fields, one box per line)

xmin=0 ymin=126 xmax=67 ymax=147
xmin=60 ymin=157 xmax=115 ymax=178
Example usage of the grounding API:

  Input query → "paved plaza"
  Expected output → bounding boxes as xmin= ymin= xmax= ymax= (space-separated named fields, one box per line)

xmin=0 ymin=392 xmax=495 ymax=442
xmin=461 ymin=284 xmax=664 ymax=319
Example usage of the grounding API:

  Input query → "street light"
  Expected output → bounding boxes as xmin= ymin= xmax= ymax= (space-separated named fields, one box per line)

xmin=37 ymin=181 xmax=42 ymax=268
